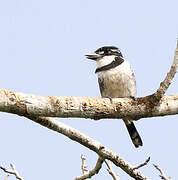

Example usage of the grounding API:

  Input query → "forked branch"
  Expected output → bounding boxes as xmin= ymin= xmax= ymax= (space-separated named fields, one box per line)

xmin=0 ymin=164 xmax=24 ymax=180
xmin=75 ymin=155 xmax=104 ymax=180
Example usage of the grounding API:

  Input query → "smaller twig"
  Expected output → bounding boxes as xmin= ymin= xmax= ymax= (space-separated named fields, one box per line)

xmin=81 ymin=154 xmax=88 ymax=175
xmin=75 ymin=156 xmax=104 ymax=180
xmin=153 ymin=164 xmax=172 ymax=180
xmin=0 ymin=163 xmax=24 ymax=180
xmin=133 ymin=157 xmax=150 ymax=170
xmin=105 ymin=160 xmax=119 ymax=180
xmin=153 ymin=38 xmax=178 ymax=101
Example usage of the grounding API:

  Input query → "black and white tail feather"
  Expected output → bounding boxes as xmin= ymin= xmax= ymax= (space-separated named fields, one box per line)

xmin=86 ymin=46 xmax=143 ymax=148
xmin=123 ymin=119 xmax=142 ymax=147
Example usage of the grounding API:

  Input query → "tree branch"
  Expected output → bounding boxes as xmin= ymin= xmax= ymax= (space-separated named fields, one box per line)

xmin=153 ymin=164 xmax=172 ymax=180
xmin=0 ymin=90 xmax=178 ymax=121
xmin=105 ymin=160 xmax=120 ymax=180
xmin=75 ymin=156 xmax=104 ymax=180
xmin=26 ymin=115 xmax=148 ymax=180
xmin=0 ymin=164 xmax=24 ymax=180
xmin=81 ymin=154 xmax=88 ymax=175
xmin=151 ymin=38 xmax=178 ymax=102
xmin=133 ymin=157 xmax=150 ymax=170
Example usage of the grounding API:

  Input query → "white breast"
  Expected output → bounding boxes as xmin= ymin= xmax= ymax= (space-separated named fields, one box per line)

xmin=97 ymin=60 xmax=136 ymax=98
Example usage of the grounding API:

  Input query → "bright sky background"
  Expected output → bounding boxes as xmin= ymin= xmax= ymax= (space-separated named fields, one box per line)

xmin=0 ymin=0 xmax=178 ymax=179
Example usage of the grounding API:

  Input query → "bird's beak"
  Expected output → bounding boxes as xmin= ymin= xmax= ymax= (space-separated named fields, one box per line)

xmin=85 ymin=53 xmax=101 ymax=61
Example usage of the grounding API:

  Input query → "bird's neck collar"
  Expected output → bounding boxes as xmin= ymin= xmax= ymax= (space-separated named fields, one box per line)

xmin=95 ymin=56 xmax=124 ymax=73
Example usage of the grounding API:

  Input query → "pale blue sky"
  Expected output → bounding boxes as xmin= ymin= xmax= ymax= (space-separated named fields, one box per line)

xmin=0 ymin=0 xmax=178 ymax=179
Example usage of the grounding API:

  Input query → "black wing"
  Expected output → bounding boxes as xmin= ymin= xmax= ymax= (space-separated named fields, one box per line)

xmin=98 ymin=77 xmax=104 ymax=97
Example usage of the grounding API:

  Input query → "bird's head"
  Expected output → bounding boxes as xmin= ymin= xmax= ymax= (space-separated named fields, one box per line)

xmin=86 ymin=46 xmax=122 ymax=60
xmin=86 ymin=46 xmax=123 ymax=68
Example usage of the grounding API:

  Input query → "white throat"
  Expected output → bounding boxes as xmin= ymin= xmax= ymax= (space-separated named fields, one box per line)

xmin=96 ymin=55 xmax=115 ymax=68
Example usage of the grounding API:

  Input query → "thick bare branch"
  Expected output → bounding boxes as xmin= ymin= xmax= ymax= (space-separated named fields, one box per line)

xmin=75 ymin=156 xmax=104 ymax=180
xmin=26 ymin=115 xmax=148 ymax=180
xmin=0 ymin=89 xmax=178 ymax=121
xmin=0 ymin=164 xmax=24 ymax=180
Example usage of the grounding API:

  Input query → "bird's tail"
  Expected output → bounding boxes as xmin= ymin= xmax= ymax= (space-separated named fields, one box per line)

xmin=123 ymin=120 xmax=143 ymax=148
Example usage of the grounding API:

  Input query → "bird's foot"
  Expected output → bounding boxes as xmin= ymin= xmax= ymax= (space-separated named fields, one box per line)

xmin=106 ymin=96 xmax=114 ymax=104
xmin=130 ymin=96 xmax=136 ymax=101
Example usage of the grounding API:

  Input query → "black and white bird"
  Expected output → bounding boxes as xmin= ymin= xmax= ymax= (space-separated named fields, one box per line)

xmin=86 ymin=46 xmax=143 ymax=148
